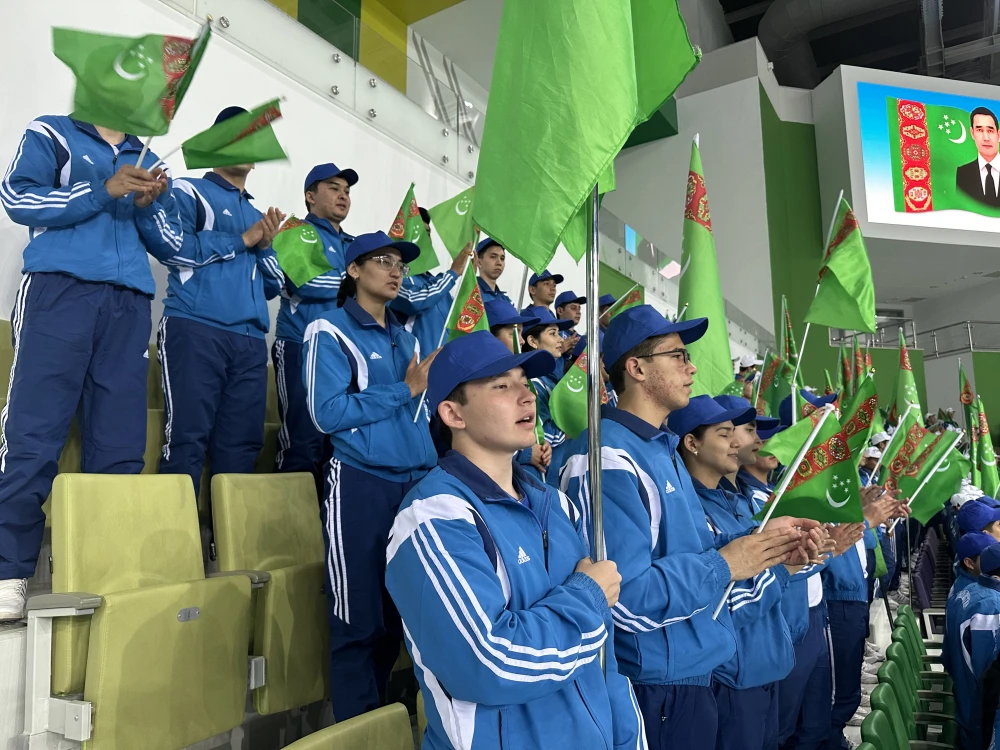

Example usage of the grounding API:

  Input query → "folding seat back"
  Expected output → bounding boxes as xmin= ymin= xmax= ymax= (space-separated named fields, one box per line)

xmin=282 ymin=704 xmax=413 ymax=750
xmin=212 ymin=472 xmax=328 ymax=715
xmin=861 ymin=708 xmax=904 ymax=750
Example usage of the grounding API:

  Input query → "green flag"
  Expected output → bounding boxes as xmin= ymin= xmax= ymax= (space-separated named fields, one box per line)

xmin=978 ymin=397 xmax=1000 ymax=497
xmin=882 ymin=407 xmax=923 ymax=480
xmin=550 ymin=348 xmax=609 ymax=439
xmin=271 ymin=216 xmax=330 ymax=288
xmin=891 ymin=432 xmax=968 ymax=524
xmin=824 ymin=369 xmax=836 ymax=396
xmin=760 ymin=406 xmax=827 ymax=467
xmin=780 ymin=295 xmax=803 ymax=385
xmin=804 ymin=197 xmax=876 ymax=333
xmin=839 ymin=342 xmax=852 ymax=400
xmin=754 ymin=352 xmax=793 ymax=418
xmin=53 ymin=25 xmax=210 ymax=136
xmin=472 ymin=0 xmax=698 ymax=273
xmin=679 ymin=140 xmax=731 ymax=397
xmin=446 ymin=261 xmax=489 ymax=342
xmin=512 ymin=331 xmax=545 ymax=446
xmin=389 ymin=184 xmax=438 ymax=276
xmin=840 ymin=375 xmax=878 ymax=460
xmin=429 ymin=187 xmax=476 ymax=260
xmin=851 ymin=338 xmax=864 ymax=399
xmin=757 ymin=409 xmax=864 ymax=523
xmin=890 ymin=329 xmax=921 ymax=425
xmin=960 ymin=362 xmax=980 ymax=486
xmin=720 ymin=379 xmax=745 ymax=398
xmin=608 ymin=286 xmax=644 ymax=319
xmin=180 ymin=99 xmax=286 ymax=169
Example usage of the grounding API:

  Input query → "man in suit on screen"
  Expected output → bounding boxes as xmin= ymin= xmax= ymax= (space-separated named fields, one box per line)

xmin=956 ymin=106 xmax=1000 ymax=207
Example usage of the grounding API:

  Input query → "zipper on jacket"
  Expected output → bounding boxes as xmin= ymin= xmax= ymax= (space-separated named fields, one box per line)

xmin=542 ymin=529 xmax=549 ymax=570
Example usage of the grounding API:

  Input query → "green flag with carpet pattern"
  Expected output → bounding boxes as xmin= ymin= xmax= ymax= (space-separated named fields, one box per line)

xmin=389 ymin=183 xmax=438 ymax=276
xmin=446 ymin=262 xmax=489 ymax=342
xmin=978 ymin=397 xmax=1000 ymax=497
xmin=960 ymin=362 xmax=980 ymax=487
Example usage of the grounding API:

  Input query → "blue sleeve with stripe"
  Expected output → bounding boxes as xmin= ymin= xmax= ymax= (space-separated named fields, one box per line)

xmin=291 ymin=268 xmax=344 ymax=301
xmin=390 ymin=271 xmax=458 ymax=316
xmin=386 ymin=502 xmax=608 ymax=705
xmin=573 ymin=461 xmax=732 ymax=633
xmin=967 ymin=611 xmax=1000 ymax=679
xmin=256 ymin=249 xmax=283 ymax=300
xmin=1 ymin=123 xmax=114 ymax=228
xmin=303 ymin=319 xmax=414 ymax=434
xmin=532 ymin=378 xmax=566 ymax=449
xmin=135 ymin=182 xmax=245 ymax=267
xmin=726 ymin=565 xmax=789 ymax=629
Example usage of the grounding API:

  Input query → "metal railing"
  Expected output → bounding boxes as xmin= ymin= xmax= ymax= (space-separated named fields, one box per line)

xmin=915 ymin=321 xmax=1000 ymax=358
xmin=829 ymin=317 xmax=919 ymax=350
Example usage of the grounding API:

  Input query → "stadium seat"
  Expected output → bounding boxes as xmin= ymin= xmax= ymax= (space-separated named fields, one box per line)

xmin=283 ymin=703 xmax=413 ymax=749
xmin=890 ymin=627 xmax=952 ymax=692
xmin=878 ymin=647 xmax=955 ymax=716
xmin=417 ymin=690 xmax=426 ymax=745
xmin=212 ymin=472 xmax=329 ymax=715
xmin=870 ymin=683 xmax=957 ymax=746
xmin=22 ymin=474 xmax=253 ymax=748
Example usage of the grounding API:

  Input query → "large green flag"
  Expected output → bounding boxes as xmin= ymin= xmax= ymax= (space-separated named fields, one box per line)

xmin=679 ymin=140 xmax=731 ymax=397
xmin=978 ymin=397 xmax=1000 ymax=497
xmin=181 ymin=99 xmax=286 ymax=169
xmin=446 ymin=262 xmax=489 ymax=343
xmin=839 ymin=342 xmax=852 ymax=400
xmin=840 ymin=375 xmax=878 ymax=460
xmin=429 ymin=187 xmax=476 ymax=260
xmin=758 ymin=409 xmax=864 ymax=523
xmin=804 ymin=197 xmax=876 ymax=333
xmin=891 ymin=431 xmax=968 ymax=524
xmin=761 ymin=406 xmax=827 ymax=467
xmin=53 ymin=25 xmax=210 ymax=136
xmin=754 ymin=351 xmax=793 ymax=418
xmin=960 ymin=362 xmax=980 ymax=486
xmin=271 ymin=216 xmax=330 ymax=288
xmin=550 ymin=348 xmax=609 ymax=439
xmin=882 ymin=408 xmax=923 ymax=481
xmin=780 ymin=295 xmax=803 ymax=385
xmin=389 ymin=184 xmax=438 ymax=276
xmin=890 ymin=328 xmax=922 ymax=425
xmin=472 ymin=0 xmax=698 ymax=273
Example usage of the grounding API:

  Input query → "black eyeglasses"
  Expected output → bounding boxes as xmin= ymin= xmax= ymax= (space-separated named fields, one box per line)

xmin=642 ymin=348 xmax=692 ymax=364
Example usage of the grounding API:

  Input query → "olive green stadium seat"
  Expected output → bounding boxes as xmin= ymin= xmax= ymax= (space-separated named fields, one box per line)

xmin=870 ymin=683 xmax=956 ymax=747
xmin=283 ymin=704 xmax=413 ymax=750
xmin=147 ymin=344 xmax=164 ymax=409
xmin=23 ymin=474 xmax=253 ymax=748
xmin=212 ymin=472 xmax=328 ymax=715
xmin=195 ymin=422 xmax=281 ymax=518
xmin=417 ymin=690 xmax=427 ymax=744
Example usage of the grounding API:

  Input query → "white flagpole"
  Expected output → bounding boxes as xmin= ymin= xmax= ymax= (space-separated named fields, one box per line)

xmin=516 ymin=266 xmax=530 ymax=311
xmin=136 ymin=135 xmax=154 ymax=167
xmin=712 ymin=405 xmax=836 ymax=619
xmin=750 ymin=349 xmax=769 ymax=412
xmin=864 ymin=403 xmax=917 ymax=488
xmin=148 ymin=144 xmax=182 ymax=173
xmin=886 ymin=430 xmax=963 ymax=534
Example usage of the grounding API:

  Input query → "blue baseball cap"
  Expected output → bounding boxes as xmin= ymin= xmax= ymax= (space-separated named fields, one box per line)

xmin=957 ymin=532 xmax=996 ymax=563
xmin=758 ymin=423 xmax=787 ymax=441
xmin=958 ymin=499 xmax=1000 ymax=533
xmin=427 ymin=331 xmax=555 ymax=414
xmin=598 ymin=293 xmax=616 ymax=309
xmin=981 ymin=543 xmax=1000 ymax=576
xmin=603 ymin=304 xmax=709 ymax=371
xmin=714 ymin=396 xmax=779 ymax=433
xmin=573 ymin=330 xmax=605 ymax=360
xmin=555 ymin=291 xmax=586 ymax=309
xmin=528 ymin=270 xmax=564 ymax=286
xmin=779 ymin=389 xmax=839 ymax=427
xmin=215 ymin=106 xmax=248 ymax=124
xmin=524 ymin=308 xmax=575 ymax=333
xmin=484 ymin=299 xmax=539 ymax=329
xmin=476 ymin=237 xmax=503 ymax=255
xmin=304 ymin=162 xmax=359 ymax=192
xmin=667 ymin=394 xmax=757 ymax=439
xmin=980 ymin=496 xmax=1000 ymax=509
xmin=345 ymin=230 xmax=420 ymax=266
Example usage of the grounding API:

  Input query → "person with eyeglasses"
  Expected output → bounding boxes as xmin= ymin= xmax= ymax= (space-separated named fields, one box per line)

xmin=302 ymin=230 xmax=439 ymax=721
xmin=560 ymin=305 xmax=819 ymax=750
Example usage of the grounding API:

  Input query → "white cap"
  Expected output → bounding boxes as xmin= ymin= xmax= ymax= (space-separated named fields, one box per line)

xmin=926 ymin=412 xmax=935 ymax=419
xmin=871 ymin=432 xmax=891 ymax=446
xmin=739 ymin=354 xmax=763 ymax=369
xmin=946 ymin=407 xmax=956 ymax=414
xmin=862 ymin=446 xmax=882 ymax=459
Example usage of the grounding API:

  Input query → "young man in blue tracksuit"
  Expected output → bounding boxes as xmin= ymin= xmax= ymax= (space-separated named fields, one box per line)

xmin=559 ymin=305 xmax=814 ymax=749
xmin=521 ymin=269 xmax=562 ymax=319
xmin=135 ymin=107 xmax=286 ymax=499
xmin=273 ymin=162 xmax=357 ymax=485
xmin=303 ymin=230 xmax=438 ymax=721
xmin=947 ymin=542 xmax=1000 ymax=749
xmin=386 ymin=331 xmax=646 ymax=750
xmin=671 ymin=396 xmax=801 ymax=750
xmin=390 ymin=207 xmax=471 ymax=355
xmin=475 ymin=238 xmax=511 ymax=304
xmin=0 ymin=115 xmax=167 ymax=620
xmin=554 ymin=289 xmax=584 ymax=370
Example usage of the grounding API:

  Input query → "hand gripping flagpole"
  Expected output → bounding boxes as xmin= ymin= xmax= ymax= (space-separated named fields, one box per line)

xmin=712 ymin=404 xmax=836 ymax=619
xmin=886 ymin=430 xmax=963 ymax=534
xmin=864 ymin=402 xmax=917 ymax=488
xmin=586 ymin=185 xmax=607 ymax=672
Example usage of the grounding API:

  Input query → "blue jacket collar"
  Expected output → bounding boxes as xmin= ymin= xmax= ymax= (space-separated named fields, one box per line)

xmin=977 ymin=574 xmax=1000 ymax=592
xmin=71 ymin=119 xmax=143 ymax=151
xmin=737 ymin=469 xmax=772 ymax=492
xmin=306 ymin=213 xmax=348 ymax=237
xmin=343 ymin=296 xmax=401 ymax=331
xmin=439 ymin=450 xmax=533 ymax=504
xmin=477 ymin=276 xmax=502 ymax=295
xmin=202 ymin=171 xmax=253 ymax=199
xmin=957 ymin=565 xmax=976 ymax=583
xmin=601 ymin=404 xmax=665 ymax=442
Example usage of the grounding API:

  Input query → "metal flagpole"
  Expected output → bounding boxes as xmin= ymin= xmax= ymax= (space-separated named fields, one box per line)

xmin=517 ymin=266 xmax=530 ymax=311
xmin=586 ymin=185 xmax=606 ymax=671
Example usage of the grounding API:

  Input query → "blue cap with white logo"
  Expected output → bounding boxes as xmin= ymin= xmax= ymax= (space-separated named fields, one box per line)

xmin=602 ymin=304 xmax=709 ymax=371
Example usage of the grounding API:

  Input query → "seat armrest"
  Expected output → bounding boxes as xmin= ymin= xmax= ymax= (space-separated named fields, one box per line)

xmin=913 ymin=712 xmax=955 ymax=723
xmin=210 ymin=570 xmax=271 ymax=588
xmin=26 ymin=593 xmax=102 ymax=616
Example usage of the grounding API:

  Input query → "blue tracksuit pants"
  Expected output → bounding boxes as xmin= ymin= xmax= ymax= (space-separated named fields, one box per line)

xmin=779 ymin=604 xmax=833 ymax=749
xmin=272 ymin=339 xmax=327 ymax=486
xmin=0 ymin=272 xmax=150 ymax=580
xmin=322 ymin=457 xmax=418 ymax=721
xmin=156 ymin=316 xmax=267 ymax=501
xmin=633 ymin=683 xmax=718 ymax=750
xmin=715 ymin=681 xmax=779 ymax=750
xmin=825 ymin=600 xmax=869 ymax=749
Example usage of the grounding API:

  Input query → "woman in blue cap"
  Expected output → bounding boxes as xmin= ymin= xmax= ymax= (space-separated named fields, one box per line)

xmin=302 ymin=230 xmax=438 ymax=721
xmin=669 ymin=394 xmax=804 ymax=750
xmin=519 ymin=309 xmax=576 ymax=484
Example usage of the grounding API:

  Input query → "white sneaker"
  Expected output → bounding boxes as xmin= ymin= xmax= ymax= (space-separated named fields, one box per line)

xmin=848 ymin=706 xmax=871 ymax=726
xmin=863 ymin=662 xmax=881 ymax=675
xmin=865 ymin=641 xmax=885 ymax=656
xmin=0 ymin=579 xmax=27 ymax=622
xmin=864 ymin=653 xmax=885 ymax=664
xmin=861 ymin=673 xmax=879 ymax=684
xmin=859 ymin=693 xmax=872 ymax=708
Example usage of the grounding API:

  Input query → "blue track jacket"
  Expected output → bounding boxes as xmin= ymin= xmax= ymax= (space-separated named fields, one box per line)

xmin=275 ymin=214 xmax=353 ymax=343
xmin=696 ymin=480 xmax=795 ymax=688
xmin=946 ymin=575 xmax=1000 ymax=748
xmin=477 ymin=277 xmax=510 ymax=304
xmin=303 ymin=297 xmax=436 ymax=482
xmin=386 ymin=452 xmax=646 ymax=750
xmin=2 ymin=115 xmax=166 ymax=295
xmin=135 ymin=173 xmax=282 ymax=337
xmin=559 ymin=406 xmax=738 ymax=687
xmin=822 ymin=525 xmax=871 ymax=603
xmin=943 ymin=565 xmax=979 ymax=691
xmin=392 ymin=270 xmax=458 ymax=356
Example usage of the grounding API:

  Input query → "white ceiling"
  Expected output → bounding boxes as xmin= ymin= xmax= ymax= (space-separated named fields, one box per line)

xmin=411 ymin=0 xmax=503 ymax=91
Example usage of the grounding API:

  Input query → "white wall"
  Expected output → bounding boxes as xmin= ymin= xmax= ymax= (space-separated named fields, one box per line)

xmin=678 ymin=0 xmax=734 ymax=56
xmin=0 ymin=0 xmax=590 ymax=340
